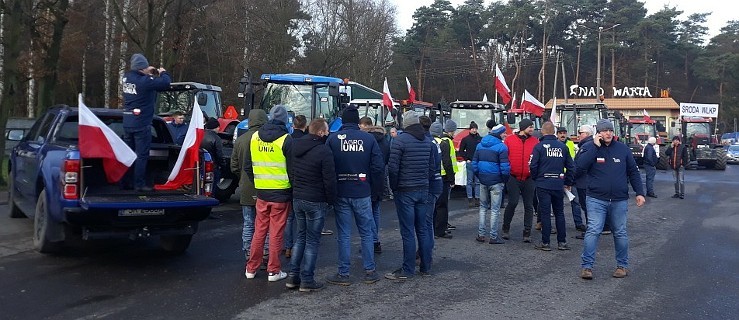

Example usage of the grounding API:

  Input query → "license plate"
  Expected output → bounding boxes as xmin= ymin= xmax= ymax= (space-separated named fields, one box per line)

xmin=118 ymin=208 xmax=165 ymax=216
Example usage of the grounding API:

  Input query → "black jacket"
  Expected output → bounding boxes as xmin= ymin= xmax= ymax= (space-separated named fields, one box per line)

xmin=388 ymin=124 xmax=435 ymax=192
xmin=291 ymin=134 xmax=337 ymax=204
xmin=244 ymin=120 xmax=293 ymax=203
xmin=643 ymin=143 xmax=658 ymax=167
xmin=459 ymin=132 xmax=482 ymax=161
xmin=201 ymin=129 xmax=225 ymax=169
xmin=665 ymin=143 xmax=689 ymax=169
xmin=574 ymin=135 xmax=593 ymax=189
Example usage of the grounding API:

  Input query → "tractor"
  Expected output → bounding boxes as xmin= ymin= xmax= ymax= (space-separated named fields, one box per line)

xmin=555 ymin=103 xmax=609 ymax=143
xmin=675 ymin=116 xmax=727 ymax=170
xmin=624 ymin=118 xmax=669 ymax=170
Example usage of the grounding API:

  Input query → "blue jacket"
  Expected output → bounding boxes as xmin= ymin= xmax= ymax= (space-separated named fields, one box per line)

xmin=388 ymin=124 xmax=435 ymax=192
xmin=428 ymin=132 xmax=443 ymax=196
xmin=575 ymin=139 xmax=644 ymax=201
xmin=167 ymin=122 xmax=188 ymax=145
xmin=122 ymin=70 xmax=171 ymax=129
xmin=327 ymin=123 xmax=384 ymax=198
xmin=471 ymin=134 xmax=510 ymax=186
xmin=530 ymin=135 xmax=575 ymax=190
xmin=574 ymin=135 xmax=593 ymax=189
xmin=643 ymin=143 xmax=658 ymax=167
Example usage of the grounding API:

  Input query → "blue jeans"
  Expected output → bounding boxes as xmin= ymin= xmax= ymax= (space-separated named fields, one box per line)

xmin=284 ymin=208 xmax=295 ymax=249
xmin=466 ymin=164 xmax=480 ymax=198
xmin=425 ymin=192 xmax=440 ymax=265
xmin=645 ymin=165 xmax=656 ymax=195
xmin=479 ymin=183 xmax=505 ymax=238
xmin=289 ymin=199 xmax=327 ymax=284
xmin=242 ymin=206 xmax=255 ymax=252
xmin=335 ymin=197 xmax=375 ymax=275
xmin=395 ymin=190 xmax=431 ymax=276
xmin=371 ymin=200 xmax=381 ymax=243
xmin=537 ymin=188 xmax=566 ymax=244
xmin=123 ymin=125 xmax=151 ymax=188
xmin=673 ymin=167 xmax=685 ymax=196
xmin=581 ymin=197 xmax=629 ymax=269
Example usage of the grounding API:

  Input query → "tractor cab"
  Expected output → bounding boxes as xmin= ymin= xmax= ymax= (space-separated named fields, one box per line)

xmin=556 ymin=103 xmax=608 ymax=142
xmin=677 ymin=116 xmax=727 ymax=170
xmin=450 ymin=100 xmax=506 ymax=152
xmin=504 ymin=108 xmax=543 ymax=135
xmin=350 ymin=98 xmax=399 ymax=127
xmin=156 ymin=82 xmax=240 ymax=133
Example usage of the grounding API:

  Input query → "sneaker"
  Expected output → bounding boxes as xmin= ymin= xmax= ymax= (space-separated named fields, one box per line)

xmin=476 ymin=235 xmax=486 ymax=243
xmin=534 ymin=242 xmax=551 ymax=251
xmin=419 ymin=271 xmax=432 ymax=277
xmin=321 ymin=229 xmax=334 ymax=235
xmin=647 ymin=193 xmax=658 ymax=198
xmin=576 ymin=225 xmax=587 ymax=232
xmin=535 ymin=222 xmax=542 ymax=231
xmin=299 ymin=281 xmax=325 ymax=292
xmin=671 ymin=194 xmax=680 ymax=198
xmin=580 ymin=268 xmax=593 ymax=280
xmin=446 ymin=223 xmax=456 ymax=230
xmin=374 ymin=242 xmax=382 ymax=254
xmin=363 ymin=271 xmax=380 ymax=284
xmin=575 ymin=232 xmax=585 ymax=240
xmin=284 ymin=248 xmax=292 ymax=258
xmin=285 ymin=274 xmax=300 ymax=289
xmin=245 ymin=270 xmax=256 ymax=279
xmin=557 ymin=242 xmax=570 ymax=250
xmin=522 ymin=236 xmax=531 ymax=243
xmin=501 ymin=232 xmax=510 ymax=240
xmin=679 ymin=194 xmax=684 ymax=199
xmin=267 ymin=271 xmax=287 ymax=282
xmin=326 ymin=273 xmax=352 ymax=286
xmin=489 ymin=236 xmax=505 ymax=244
xmin=475 ymin=198 xmax=480 ymax=207
xmin=551 ymin=229 xmax=557 ymax=234
xmin=384 ymin=269 xmax=411 ymax=281
xmin=613 ymin=267 xmax=629 ymax=278
xmin=436 ymin=233 xmax=453 ymax=239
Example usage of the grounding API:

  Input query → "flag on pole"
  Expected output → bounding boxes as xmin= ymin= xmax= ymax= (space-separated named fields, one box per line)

xmin=511 ymin=93 xmax=518 ymax=109
xmin=77 ymin=94 xmax=136 ymax=183
xmin=495 ymin=64 xmax=512 ymax=104
xmin=643 ymin=109 xmax=652 ymax=122
xmin=482 ymin=93 xmax=488 ymax=102
xmin=405 ymin=77 xmax=416 ymax=103
xmin=382 ymin=78 xmax=394 ymax=110
xmin=155 ymin=100 xmax=205 ymax=190
xmin=521 ymin=90 xmax=545 ymax=117
xmin=550 ymin=101 xmax=558 ymax=124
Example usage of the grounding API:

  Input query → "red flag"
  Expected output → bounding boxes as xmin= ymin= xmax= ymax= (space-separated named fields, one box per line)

xmin=495 ymin=64 xmax=512 ymax=104
xmin=643 ymin=109 xmax=652 ymax=122
xmin=77 ymin=94 xmax=137 ymax=183
xmin=520 ymin=90 xmax=545 ymax=117
xmin=405 ymin=77 xmax=416 ymax=103
xmin=382 ymin=78 xmax=394 ymax=111
xmin=511 ymin=93 xmax=518 ymax=109
xmin=155 ymin=101 xmax=205 ymax=190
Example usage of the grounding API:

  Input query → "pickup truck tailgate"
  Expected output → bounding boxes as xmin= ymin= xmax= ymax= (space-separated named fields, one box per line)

xmin=80 ymin=193 xmax=219 ymax=210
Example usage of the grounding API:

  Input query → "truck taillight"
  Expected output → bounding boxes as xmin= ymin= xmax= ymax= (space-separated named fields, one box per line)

xmin=62 ymin=159 xmax=80 ymax=200
xmin=203 ymin=160 xmax=214 ymax=197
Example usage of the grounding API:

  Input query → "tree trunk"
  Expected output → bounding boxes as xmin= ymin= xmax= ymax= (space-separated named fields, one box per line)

xmin=104 ymin=0 xmax=115 ymax=106
xmin=35 ymin=0 xmax=69 ymax=116
xmin=0 ymin=3 xmax=26 ymax=187
xmin=117 ymin=0 xmax=132 ymax=108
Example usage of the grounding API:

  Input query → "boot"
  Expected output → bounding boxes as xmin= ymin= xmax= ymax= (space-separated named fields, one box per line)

xmin=468 ymin=198 xmax=475 ymax=208
xmin=475 ymin=198 xmax=480 ymax=207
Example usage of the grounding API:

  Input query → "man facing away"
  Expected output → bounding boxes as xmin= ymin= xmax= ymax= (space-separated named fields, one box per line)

xmin=429 ymin=120 xmax=458 ymax=239
xmin=359 ymin=116 xmax=391 ymax=254
xmin=643 ymin=137 xmax=658 ymax=198
xmin=284 ymin=114 xmax=309 ymax=258
xmin=472 ymin=122 xmax=510 ymax=244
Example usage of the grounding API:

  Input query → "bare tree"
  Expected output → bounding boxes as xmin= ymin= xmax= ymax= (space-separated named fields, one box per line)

xmin=117 ymin=0 xmax=131 ymax=108
xmin=104 ymin=0 xmax=116 ymax=106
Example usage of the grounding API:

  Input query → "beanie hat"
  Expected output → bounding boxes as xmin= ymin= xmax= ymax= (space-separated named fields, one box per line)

xmin=205 ymin=118 xmax=220 ymax=130
xmin=490 ymin=124 xmax=506 ymax=137
xmin=672 ymin=135 xmax=681 ymax=142
xmin=469 ymin=121 xmax=478 ymax=129
xmin=430 ymin=122 xmax=443 ymax=137
xmin=341 ymin=106 xmax=360 ymax=124
xmin=269 ymin=105 xmax=289 ymax=124
xmin=519 ymin=118 xmax=534 ymax=131
xmin=595 ymin=119 xmax=614 ymax=132
xmin=486 ymin=119 xmax=497 ymax=129
xmin=402 ymin=110 xmax=420 ymax=129
xmin=130 ymin=53 xmax=149 ymax=71
xmin=444 ymin=120 xmax=458 ymax=133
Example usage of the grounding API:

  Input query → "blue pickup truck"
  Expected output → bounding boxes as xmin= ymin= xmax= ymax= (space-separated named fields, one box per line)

xmin=6 ymin=105 xmax=219 ymax=254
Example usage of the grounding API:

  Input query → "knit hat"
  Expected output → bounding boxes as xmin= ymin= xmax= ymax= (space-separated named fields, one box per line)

xmin=519 ymin=118 xmax=534 ymax=131
xmin=672 ymin=135 xmax=681 ymax=142
xmin=430 ymin=122 xmax=443 ymax=137
xmin=205 ymin=118 xmax=220 ymax=130
xmin=341 ymin=106 xmax=360 ymax=124
xmin=595 ymin=119 xmax=614 ymax=132
xmin=130 ymin=53 xmax=149 ymax=71
xmin=402 ymin=110 xmax=420 ymax=129
xmin=269 ymin=105 xmax=289 ymax=124
xmin=444 ymin=120 xmax=458 ymax=133
xmin=490 ymin=124 xmax=506 ymax=137
xmin=486 ymin=119 xmax=497 ymax=129
xmin=469 ymin=121 xmax=478 ymax=129
xmin=557 ymin=126 xmax=567 ymax=133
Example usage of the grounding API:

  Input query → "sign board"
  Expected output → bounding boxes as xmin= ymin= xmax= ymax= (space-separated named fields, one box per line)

xmin=679 ymin=103 xmax=719 ymax=118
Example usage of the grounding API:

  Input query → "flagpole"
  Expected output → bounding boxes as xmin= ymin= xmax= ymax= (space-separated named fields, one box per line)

xmin=552 ymin=52 xmax=560 ymax=125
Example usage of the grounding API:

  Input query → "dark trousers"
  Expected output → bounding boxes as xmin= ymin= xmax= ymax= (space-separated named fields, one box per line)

xmin=433 ymin=183 xmax=451 ymax=237
xmin=123 ymin=125 xmax=151 ymax=189
xmin=645 ymin=165 xmax=656 ymax=196
xmin=537 ymin=188 xmax=566 ymax=244
xmin=503 ymin=177 xmax=535 ymax=235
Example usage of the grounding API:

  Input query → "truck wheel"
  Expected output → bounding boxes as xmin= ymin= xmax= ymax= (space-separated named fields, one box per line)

xmin=656 ymin=148 xmax=669 ymax=170
xmin=33 ymin=188 xmax=64 ymax=254
xmin=160 ymin=235 xmax=193 ymax=254
xmin=8 ymin=172 xmax=26 ymax=218
xmin=213 ymin=177 xmax=237 ymax=203
xmin=714 ymin=149 xmax=727 ymax=170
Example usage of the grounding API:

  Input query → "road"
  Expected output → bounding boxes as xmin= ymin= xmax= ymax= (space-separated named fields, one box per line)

xmin=0 ymin=167 xmax=737 ymax=319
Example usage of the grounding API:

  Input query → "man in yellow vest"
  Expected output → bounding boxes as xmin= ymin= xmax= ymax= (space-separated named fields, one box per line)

xmin=244 ymin=105 xmax=293 ymax=282
xmin=430 ymin=120 xmax=458 ymax=239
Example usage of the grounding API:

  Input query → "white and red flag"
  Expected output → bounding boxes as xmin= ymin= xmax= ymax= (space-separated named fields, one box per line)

xmin=643 ymin=109 xmax=652 ymax=122
xmin=521 ymin=90 xmax=545 ymax=117
xmin=511 ymin=93 xmax=518 ymax=109
xmin=405 ymin=77 xmax=416 ymax=104
xmin=382 ymin=78 xmax=394 ymax=110
xmin=155 ymin=100 xmax=205 ymax=190
xmin=77 ymin=94 xmax=136 ymax=183
xmin=495 ymin=64 xmax=512 ymax=105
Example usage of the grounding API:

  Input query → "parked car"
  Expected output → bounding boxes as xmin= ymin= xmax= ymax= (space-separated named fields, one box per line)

xmin=726 ymin=144 xmax=739 ymax=164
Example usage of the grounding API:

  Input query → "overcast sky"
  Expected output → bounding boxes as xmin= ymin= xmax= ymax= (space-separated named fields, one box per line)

xmin=391 ymin=0 xmax=732 ymax=39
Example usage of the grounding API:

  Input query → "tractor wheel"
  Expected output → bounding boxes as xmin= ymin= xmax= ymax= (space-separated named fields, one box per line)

xmin=714 ymin=148 xmax=728 ymax=170
xmin=656 ymin=148 xmax=669 ymax=170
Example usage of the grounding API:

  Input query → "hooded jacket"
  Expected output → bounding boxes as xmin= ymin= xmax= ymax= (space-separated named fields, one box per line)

xmin=665 ymin=143 xmax=689 ymax=169
xmin=291 ymin=134 xmax=337 ymax=204
xmin=459 ymin=132 xmax=482 ymax=161
xmin=530 ymin=135 xmax=575 ymax=190
xmin=575 ymin=139 xmax=644 ymax=201
xmin=231 ymin=109 xmax=268 ymax=206
xmin=244 ymin=119 xmax=294 ymax=203
xmin=574 ymin=135 xmax=593 ymax=189
xmin=388 ymin=123 xmax=435 ymax=192
xmin=362 ymin=125 xmax=391 ymax=165
xmin=504 ymin=133 xmax=539 ymax=181
xmin=326 ymin=123 xmax=384 ymax=199
xmin=122 ymin=70 xmax=171 ymax=129
xmin=471 ymin=134 xmax=510 ymax=186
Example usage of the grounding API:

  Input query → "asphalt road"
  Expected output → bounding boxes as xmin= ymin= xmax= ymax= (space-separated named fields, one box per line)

xmin=0 ymin=166 xmax=737 ymax=320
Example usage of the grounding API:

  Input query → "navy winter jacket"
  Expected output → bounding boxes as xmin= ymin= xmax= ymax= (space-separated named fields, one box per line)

xmin=530 ymin=135 xmax=575 ymax=190
xmin=428 ymin=132 xmax=443 ymax=196
xmin=575 ymin=139 xmax=645 ymax=201
xmin=244 ymin=120 xmax=294 ymax=203
xmin=167 ymin=122 xmax=188 ymax=145
xmin=388 ymin=124 xmax=435 ymax=192
xmin=327 ymin=124 xmax=385 ymax=198
xmin=471 ymin=134 xmax=510 ymax=186
xmin=122 ymin=70 xmax=171 ymax=129
xmin=643 ymin=143 xmax=658 ymax=167
xmin=291 ymin=134 xmax=337 ymax=204
xmin=574 ymin=135 xmax=593 ymax=189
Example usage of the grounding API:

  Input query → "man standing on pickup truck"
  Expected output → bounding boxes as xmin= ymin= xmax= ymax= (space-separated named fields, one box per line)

xmin=122 ymin=53 xmax=171 ymax=192
xmin=245 ymin=105 xmax=293 ymax=282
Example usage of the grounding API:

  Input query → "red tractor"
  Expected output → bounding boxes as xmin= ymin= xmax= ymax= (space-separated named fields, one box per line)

xmin=676 ymin=116 xmax=727 ymax=170
xmin=625 ymin=118 xmax=669 ymax=170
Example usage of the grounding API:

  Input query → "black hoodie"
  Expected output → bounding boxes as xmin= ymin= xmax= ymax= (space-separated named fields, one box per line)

xmin=244 ymin=120 xmax=293 ymax=203
xmin=291 ymin=134 xmax=337 ymax=204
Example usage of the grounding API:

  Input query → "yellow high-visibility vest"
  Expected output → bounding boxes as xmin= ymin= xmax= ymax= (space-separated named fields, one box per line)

xmin=250 ymin=133 xmax=290 ymax=189
xmin=435 ymin=136 xmax=458 ymax=176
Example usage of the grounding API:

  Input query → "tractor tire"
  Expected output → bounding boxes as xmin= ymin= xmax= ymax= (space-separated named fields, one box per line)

xmin=656 ymin=148 xmax=669 ymax=170
xmin=213 ymin=176 xmax=237 ymax=203
xmin=8 ymin=171 xmax=27 ymax=218
xmin=33 ymin=188 xmax=65 ymax=254
xmin=714 ymin=148 xmax=728 ymax=170
xmin=160 ymin=234 xmax=193 ymax=254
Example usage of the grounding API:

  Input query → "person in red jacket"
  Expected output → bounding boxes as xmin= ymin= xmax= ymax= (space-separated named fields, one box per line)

xmin=501 ymin=118 xmax=539 ymax=242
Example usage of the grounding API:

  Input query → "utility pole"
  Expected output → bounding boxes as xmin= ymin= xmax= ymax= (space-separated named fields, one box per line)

xmin=611 ymin=29 xmax=616 ymax=96
xmin=597 ymin=24 xmax=619 ymax=102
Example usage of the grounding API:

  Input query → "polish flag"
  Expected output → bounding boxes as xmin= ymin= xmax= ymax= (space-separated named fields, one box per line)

xmin=550 ymin=102 xmax=558 ymax=124
xmin=511 ymin=93 xmax=518 ymax=109
xmin=382 ymin=78 xmax=394 ymax=110
xmin=78 ymin=94 xmax=137 ymax=183
xmin=155 ymin=100 xmax=205 ymax=190
xmin=495 ymin=64 xmax=512 ymax=105
xmin=520 ymin=90 xmax=545 ymax=117
xmin=405 ymin=77 xmax=416 ymax=104
xmin=643 ymin=109 xmax=652 ymax=122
